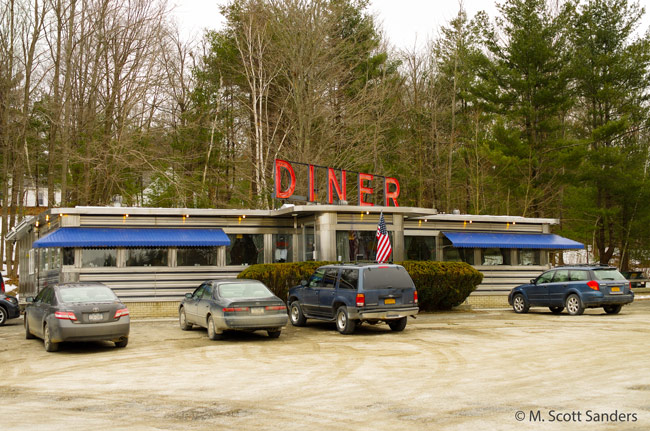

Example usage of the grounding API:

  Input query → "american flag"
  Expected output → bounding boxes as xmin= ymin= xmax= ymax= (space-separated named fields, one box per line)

xmin=375 ymin=211 xmax=392 ymax=263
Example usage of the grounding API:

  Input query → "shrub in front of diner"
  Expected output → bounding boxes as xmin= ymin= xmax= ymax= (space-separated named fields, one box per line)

xmin=238 ymin=261 xmax=482 ymax=311
xmin=397 ymin=261 xmax=483 ymax=310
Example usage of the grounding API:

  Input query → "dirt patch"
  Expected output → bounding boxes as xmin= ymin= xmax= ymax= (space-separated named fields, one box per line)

xmin=1 ymin=302 xmax=649 ymax=430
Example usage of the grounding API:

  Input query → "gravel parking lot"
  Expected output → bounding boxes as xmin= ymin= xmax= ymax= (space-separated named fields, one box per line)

xmin=1 ymin=301 xmax=649 ymax=430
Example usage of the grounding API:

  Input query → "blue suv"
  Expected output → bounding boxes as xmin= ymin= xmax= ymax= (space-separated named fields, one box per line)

xmin=509 ymin=265 xmax=634 ymax=315
xmin=288 ymin=264 xmax=419 ymax=334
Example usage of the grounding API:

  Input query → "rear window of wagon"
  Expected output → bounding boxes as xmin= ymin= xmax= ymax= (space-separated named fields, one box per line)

xmin=592 ymin=269 xmax=627 ymax=281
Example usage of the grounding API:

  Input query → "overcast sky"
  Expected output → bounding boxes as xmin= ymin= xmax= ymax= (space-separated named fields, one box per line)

xmin=171 ymin=0 xmax=650 ymax=50
xmin=170 ymin=0 xmax=498 ymax=50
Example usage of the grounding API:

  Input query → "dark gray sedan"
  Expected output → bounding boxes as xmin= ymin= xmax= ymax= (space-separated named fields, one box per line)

xmin=25 ymin=282 xmax=130 ymax=352
xmin=179 ymin=279 xmax=288 ymax=339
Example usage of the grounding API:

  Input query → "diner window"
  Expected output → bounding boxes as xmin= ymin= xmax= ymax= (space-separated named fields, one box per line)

xmin=126 ymin=248 xmax=168 ymax=267
xmin=442 ymin=237 xmax=474 ymax=264
xmin=62 ymin=248 xmax=75 ymax=265
xmin=405 ymin=236 xmax=435 ymax=261
xmin=273 ymin=234 xmax=292 ymax=263
xmin=518 ymin=249 xmax=541 ymax=266
xmin=336 ymin=230 xmax=393 ymax=262
xmin=481 ymin=248 xmax=512 ymax=266
xmin=177 ymin=247 xmax=218 ymax=266
xmin=226 ymin=234 xmax=264 ymax=265
xmin=82 ymin=249 xmax=117 ymax=268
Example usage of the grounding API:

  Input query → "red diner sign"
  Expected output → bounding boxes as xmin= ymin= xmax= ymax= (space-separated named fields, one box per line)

xmin=274 ymin=159 xmax=400 ymax=207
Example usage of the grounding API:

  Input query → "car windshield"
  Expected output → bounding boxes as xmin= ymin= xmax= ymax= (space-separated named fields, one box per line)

xmin=592 ymin=269 xmax=627 ymax=281
xmin=218 ymin=283 xmax=273 ymax=299
xmin=363 ymin=267 xmax=414 ymax=290
xmin=58 ymin=285 xmax=118 ymax=303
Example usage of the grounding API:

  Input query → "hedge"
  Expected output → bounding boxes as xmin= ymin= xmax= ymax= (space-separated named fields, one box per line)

xmin=238 ymin=261 xmax=483 ymax=311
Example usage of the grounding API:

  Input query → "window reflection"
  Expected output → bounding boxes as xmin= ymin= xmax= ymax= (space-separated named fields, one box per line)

xmin=126 ymin=248 xmax=168 ymax=267
xmin=177 ymin=247 xmax=217 ymax=266
xmin=82 ymin=249 xmax=117 ymax=267
xmin=226 ymin=234 xmax=264 ymax=265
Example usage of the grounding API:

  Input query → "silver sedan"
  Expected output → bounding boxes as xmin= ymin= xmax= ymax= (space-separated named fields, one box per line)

xmin=179 ymin=279 xmax=288 ymax=339
xmin=24 ymin=282 xmax=130 ymax=352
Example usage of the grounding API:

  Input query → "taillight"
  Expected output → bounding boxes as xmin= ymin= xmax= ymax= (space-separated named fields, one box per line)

xmin=55 ymin=311 xmax=77 ymax=321
xmin=264 ymin=305 xmax=286 ymax=311
xmin=356 ymin=293 xmax=365 ymax=307
xmin=114 ymin=308 xmax=129 ymax=319
xmin=587 ymin=280 xmax=600 ymax=291
xmin=414 ymin=290 xmax=418 ymax=304
xmin=222 ymin=307 xmax=249 ymax=312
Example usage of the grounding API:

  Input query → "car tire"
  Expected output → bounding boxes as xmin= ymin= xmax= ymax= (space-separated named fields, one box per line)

xmin=289 ymin=301 xmax=306 ymax=327
xmin=335 ymin=306 xmax=356 ymax=335
xmin=0 ymin=306 xmax=6 ymax=326
xmin=267 ymin=329 xmax=282 ymax=338
xmin=549 ymin=306 xmax=564 ymax=314
xmin=115 ymin=338 xmax=128 ymax=348
xmin=25 ymin=317 xmax=35 ymax=339
xmin=565 ymin=294 xmax=585 ymax=316
xmin=388 ymin=317 xmax=407 ymax=332
xmin=179 ymin=307 xmax=192 ymax=331
xmin=603 ymin=304 xmax=622 ymax=315
xmin=207 ymin=315 xmax=223 ymax=340
xmin=512 ymin=294 xmax=529 ymax=313
xmin=43 ymin=324 xmax=59 ymax=352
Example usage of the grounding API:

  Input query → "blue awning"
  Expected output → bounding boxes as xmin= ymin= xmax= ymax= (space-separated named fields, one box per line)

xmin=32 ymin=227 xmax=231 ymax=248
xmin=442 ymin=231 xmax=584 ymax=249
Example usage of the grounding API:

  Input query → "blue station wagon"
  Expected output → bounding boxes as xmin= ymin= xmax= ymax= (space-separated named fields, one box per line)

xmin=508 ymin=265 xmax=634 ymax=315
xmin=287 ymin=263 xmax=419 ymax=334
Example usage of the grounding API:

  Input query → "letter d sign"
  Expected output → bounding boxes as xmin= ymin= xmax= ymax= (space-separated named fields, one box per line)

xmin=274 ymin=159 xmax=296 ymax=199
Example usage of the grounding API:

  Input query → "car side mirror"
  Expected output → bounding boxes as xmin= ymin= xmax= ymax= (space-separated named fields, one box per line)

xmin=184 ymin=293 xmax=192 ymax=299
xmin=300 ymin=279 xmax=307 ymax=287
xmin=26 ymin=296 xmax=34 ymax=303
xmin=530 ymin=279 xmax=537 ymax=284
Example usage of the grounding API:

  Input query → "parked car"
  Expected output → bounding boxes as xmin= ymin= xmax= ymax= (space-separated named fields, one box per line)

xmin=287 ymin=263 xmax=419 ymax=334
xmin=178 ymin=279 xmax=288 ymax=339
xmin=24 ymin=282 xmax=130 ymax=352
xmin=0 ymin=291 xmax=21 ymax=326
xmin=509 ymin=265 xmax=634 ymax=315
xmin=621 ymin=270 xmax=646 ymax=288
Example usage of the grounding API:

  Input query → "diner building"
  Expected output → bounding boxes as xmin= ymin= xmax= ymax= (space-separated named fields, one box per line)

xmin=6 ymin=204 xmax=584 ymax=312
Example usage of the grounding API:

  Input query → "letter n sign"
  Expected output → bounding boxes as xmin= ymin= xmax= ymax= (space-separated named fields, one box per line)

xmin=274 ymin=159 xmax=296 ymax=199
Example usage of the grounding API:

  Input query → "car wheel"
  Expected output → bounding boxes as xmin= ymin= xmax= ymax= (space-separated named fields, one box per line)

xmin=289 ymin=301 xmax=306 ymax=327
xmin=512 ymin=294 xmax=529 ymax=313
xmin=565 ymin=294 xmax=584 ymax=316
xmin=267 ymin=329 xmax=282 ymax=338
xmin=25 ymin=317 xmax=35 ymax=339
xmin=603 ymin=304 xmax=622 ymax=315
xmin=0 ymin=306 xmax=6 ymax=326
xmin=179 ymin=307 xmax=192 ymax=331
xmin=207 ymin=315 xmax=223 ymax=340
xmin=335 ymin=306 xmax=356 ymax=335
xmin=43 ymin=324 xmax=59 ymax=352
xmin=114 ymin=338 xmax=128 ymax=348
xmin=549 ymin=306 xmax=564 ymax=314
xmin=388 ymin=317 xmax=407 ymax=332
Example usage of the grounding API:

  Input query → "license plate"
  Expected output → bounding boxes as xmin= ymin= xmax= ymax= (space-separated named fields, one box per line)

xmin=384 ymin=298 xmax=396 ymax=305
xmin=250 ymin=307 xmax=264 ymax=315
xmin=610 ymin=287 xmax=622 ymax=294
xmin=88 ymin=313 xmax=103 ymax=321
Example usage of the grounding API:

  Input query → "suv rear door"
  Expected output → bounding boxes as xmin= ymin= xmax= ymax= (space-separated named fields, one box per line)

xmin=316 ymin=268 xmax=339 ymax=317
xmin=302 ymin=269 xmax=324 ymax=315
xmin=361 ymin=266 xmax=415 ymax=309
